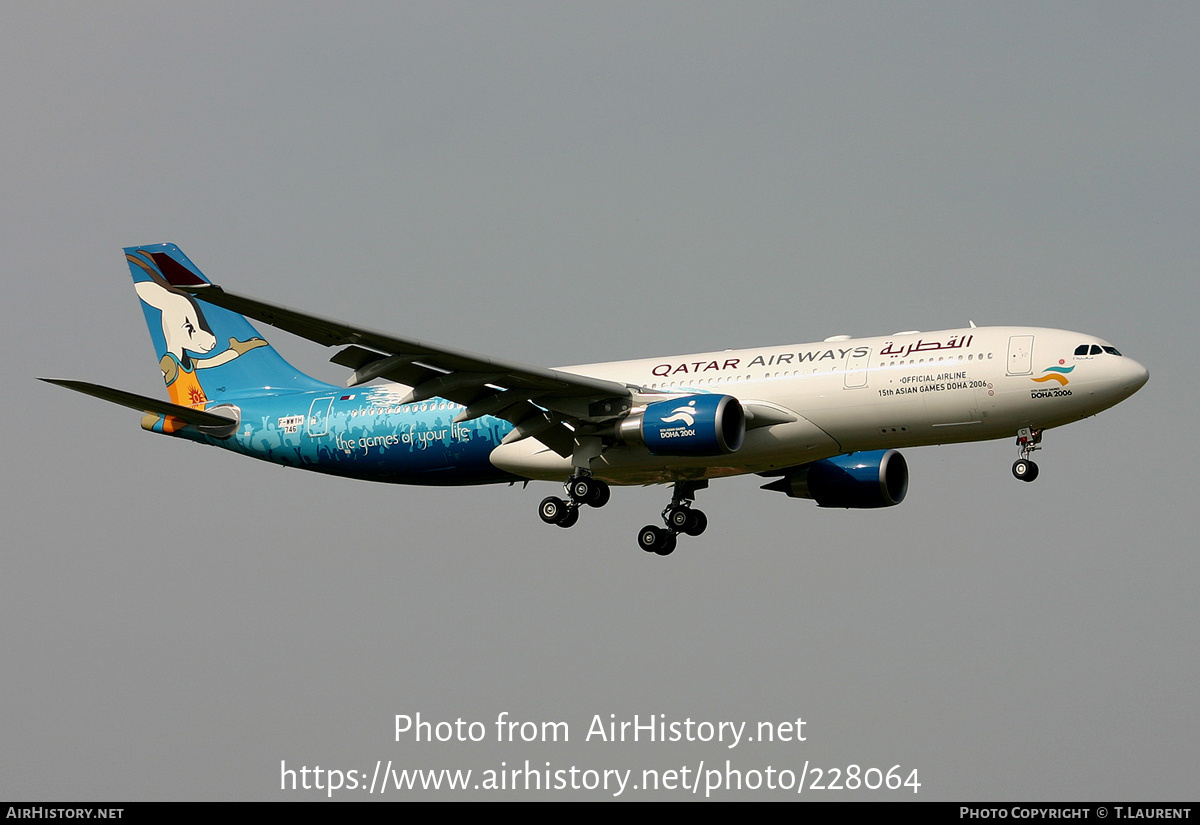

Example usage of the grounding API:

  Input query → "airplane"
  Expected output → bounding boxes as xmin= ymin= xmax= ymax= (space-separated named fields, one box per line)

xmin=43 ymin=243 xmax=1149 ymax=556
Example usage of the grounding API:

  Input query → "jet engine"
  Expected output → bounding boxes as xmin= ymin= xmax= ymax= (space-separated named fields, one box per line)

xmin=617 ymin=394 xmax=745 ymax=456
xmin=762 ymin=449 xmax=908 ymax=508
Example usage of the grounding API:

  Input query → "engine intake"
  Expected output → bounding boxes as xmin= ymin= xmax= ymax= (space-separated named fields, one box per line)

xmin=617 ymin=394 xmax=745 ymax=456
xmin=763 ymin=449 xmax=908 ymax=508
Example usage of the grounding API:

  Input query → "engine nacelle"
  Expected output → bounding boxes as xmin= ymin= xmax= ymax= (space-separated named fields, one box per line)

xmin=617 ymin=394 xmax=745 ymax=456
xmin=764 ymin=449 xmax=908 ymax=508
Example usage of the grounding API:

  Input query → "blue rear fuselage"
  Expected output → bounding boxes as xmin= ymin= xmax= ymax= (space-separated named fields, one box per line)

xmin=157 ymin=385 xmax=520 ymax=486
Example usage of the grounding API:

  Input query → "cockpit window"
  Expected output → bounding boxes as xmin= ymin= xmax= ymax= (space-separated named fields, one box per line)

xmin=1077 ymin=343 xmax=1123 ymax=356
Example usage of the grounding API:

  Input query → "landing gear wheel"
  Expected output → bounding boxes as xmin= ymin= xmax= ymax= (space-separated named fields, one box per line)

xmin=567 ymin=476 xmax=611 ymax=508
xmin=638 ymin=525 xmax=676 ymax=556
xmin=1012 ymin=459 xmax=1039 ymax=482
xmin=556 ymin=506 xmax=579 ymax=528
xmin=568 ymin=477 xmax=595 ymax=502
xmin=588 ymin=481 xmax=611 ymax=508
xmin=665 ymin=504 xmax=707 ymax=536
xmin=665 ymin=505 xmax=692 ymax=531
xmin=539 ymin=496 xmax=571 ymax=525
xmin=682 ymin=509 xmax=708 ymax=537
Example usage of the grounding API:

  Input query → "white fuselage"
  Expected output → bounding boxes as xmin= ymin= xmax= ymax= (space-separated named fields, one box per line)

xmin=489 ymin=326 xmax=1149 ymax=483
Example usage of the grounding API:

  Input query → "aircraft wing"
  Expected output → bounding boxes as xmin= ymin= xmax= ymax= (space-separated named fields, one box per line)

xmin=183 ymin=283 xmax=637 ymax=456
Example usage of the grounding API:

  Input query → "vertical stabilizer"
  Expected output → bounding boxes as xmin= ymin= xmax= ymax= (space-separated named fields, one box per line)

xmin=125 ymin=244 xmax=335 ymax=412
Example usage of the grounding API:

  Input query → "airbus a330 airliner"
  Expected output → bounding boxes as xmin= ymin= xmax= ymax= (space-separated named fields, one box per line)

xmin=44 ymin=244 xmax=1149 ymax=555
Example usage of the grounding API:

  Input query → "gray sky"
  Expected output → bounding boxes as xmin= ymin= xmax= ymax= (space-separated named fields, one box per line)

xmin=3 ymin=2 xmax=1196 ymax=800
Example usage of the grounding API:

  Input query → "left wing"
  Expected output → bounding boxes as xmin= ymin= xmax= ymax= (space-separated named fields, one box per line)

xmin=179 ymin=282 xmax=638 ymax=456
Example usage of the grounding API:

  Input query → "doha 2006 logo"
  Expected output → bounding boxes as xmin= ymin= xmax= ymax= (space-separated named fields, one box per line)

xmin=1030 ymin=363 xmax=1074 ymax=398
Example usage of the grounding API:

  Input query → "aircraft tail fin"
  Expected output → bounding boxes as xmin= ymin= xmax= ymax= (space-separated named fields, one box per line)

xmin=124 ymin=243 xmax=335 ymax=408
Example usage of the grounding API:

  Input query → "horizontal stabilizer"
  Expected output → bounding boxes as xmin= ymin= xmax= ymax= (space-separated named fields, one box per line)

xmin=39 ymin=378 xmax=240 ymax=437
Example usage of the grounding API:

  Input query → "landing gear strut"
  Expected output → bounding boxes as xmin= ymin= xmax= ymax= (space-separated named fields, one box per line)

xmin=1012 ymin=427 xmax=1042 ymax=482
xmin=638 ymin=480 xmax=708 ymax=556
xmin=537 ymin=471 xmax=610 ymax=528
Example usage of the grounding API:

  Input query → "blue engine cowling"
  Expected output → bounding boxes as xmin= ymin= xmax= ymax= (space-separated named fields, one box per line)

xmin=762 ymin=450 xmax=908 ymax=508
xmin=617 ymin=394 xmax=745 ymax=456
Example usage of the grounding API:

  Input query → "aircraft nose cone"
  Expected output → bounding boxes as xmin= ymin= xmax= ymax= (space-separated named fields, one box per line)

xmin=1114 ymin=357 xmax=1149 ymax=401
xmin=1126 ymin=358 xmax=1150 ymax=391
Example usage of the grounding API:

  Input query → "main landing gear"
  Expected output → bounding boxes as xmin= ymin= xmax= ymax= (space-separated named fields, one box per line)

xmin=637 ymin=480 xmax=708 ymax=557
xmin=537 ymin=475 xmax=709 ymax=557
xmin=538 ymin=473 xmax=610 ymax=528
xmin=1012 ymin=427 xmax=1042 ymax=482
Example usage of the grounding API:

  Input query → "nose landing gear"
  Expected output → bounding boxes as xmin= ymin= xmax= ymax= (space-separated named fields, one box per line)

xmin=1012 ymin=427 xmax=1042 ymax=482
